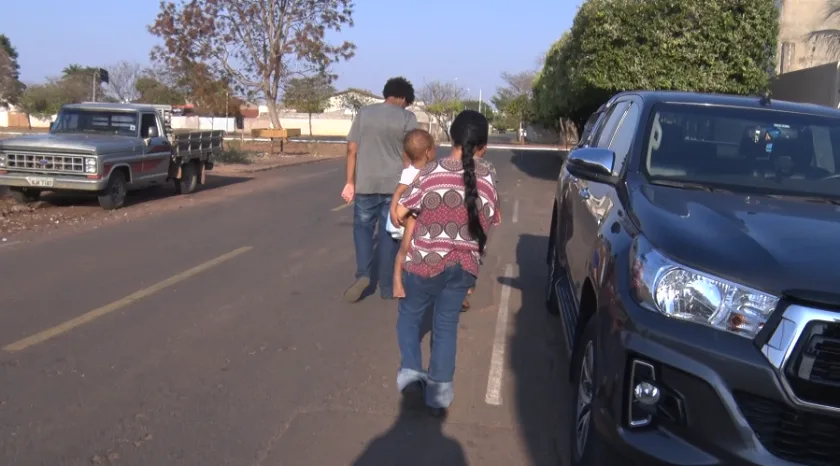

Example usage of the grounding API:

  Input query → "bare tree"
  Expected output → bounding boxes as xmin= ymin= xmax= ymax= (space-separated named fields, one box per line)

xmin=106 ymin=61 xmax=142 ymax=103
xmin=149 ymin=0 xmax=356 ymax=130
xmin=419 ymin=80 xmax=466 ymax=141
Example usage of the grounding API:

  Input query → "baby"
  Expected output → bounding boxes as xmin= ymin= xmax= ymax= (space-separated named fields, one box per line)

xmin=390 ymin=129 xmax=436 ymax=298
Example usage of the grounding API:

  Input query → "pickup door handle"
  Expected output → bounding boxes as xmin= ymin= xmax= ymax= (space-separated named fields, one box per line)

xmin=579 ymin=187 xmax=590 ymax=200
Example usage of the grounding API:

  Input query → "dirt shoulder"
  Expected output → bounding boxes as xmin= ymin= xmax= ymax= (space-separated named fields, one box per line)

xmin=1 ymin=141 xmax=345 ymax=241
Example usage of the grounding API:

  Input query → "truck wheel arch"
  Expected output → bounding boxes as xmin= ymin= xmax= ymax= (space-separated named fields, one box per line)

xmin=107 ymin=164 xmax=132 ymax=184
xmin=570 ymin=278 xmax=598 ymax=381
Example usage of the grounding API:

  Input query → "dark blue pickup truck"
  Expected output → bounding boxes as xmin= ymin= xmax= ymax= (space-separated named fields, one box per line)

xmin=547 ymin=91 xmax=840 ymax=466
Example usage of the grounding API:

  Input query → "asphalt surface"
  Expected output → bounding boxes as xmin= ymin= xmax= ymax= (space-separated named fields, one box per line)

xmin=0 ymin=147 xmax=571 ymax=466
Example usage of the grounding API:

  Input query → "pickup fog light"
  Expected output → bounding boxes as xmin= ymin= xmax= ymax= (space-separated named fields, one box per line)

xmin=630 ymin=236 xmax=778 ymax=339
xmin=629 ymin=360 xmax=658 ymax=427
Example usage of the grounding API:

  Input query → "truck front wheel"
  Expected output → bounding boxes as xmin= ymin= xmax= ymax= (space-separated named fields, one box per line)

xmin=98 ymin=170 xmax=128 ymax=210
xmin=175 ymin=161 xmax=199 ymax=195
xmin=9 ymin=187 xmax=41 ymax=204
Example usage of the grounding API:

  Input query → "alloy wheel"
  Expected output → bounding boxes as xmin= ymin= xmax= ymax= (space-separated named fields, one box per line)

xmin=575 ymin=340 xmax=595 ymax=455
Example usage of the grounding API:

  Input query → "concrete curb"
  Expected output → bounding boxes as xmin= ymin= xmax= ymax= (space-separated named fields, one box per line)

xmin=214 ymin=155 xmax=341 ymax=174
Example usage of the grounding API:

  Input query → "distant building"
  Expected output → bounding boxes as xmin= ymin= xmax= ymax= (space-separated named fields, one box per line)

xmin=324 ymin=89 xmax=383 ymax=115
xmin=777 ymin=0 xmax=837 ymax=73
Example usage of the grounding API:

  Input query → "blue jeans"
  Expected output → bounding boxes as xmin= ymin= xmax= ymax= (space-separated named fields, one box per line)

xmin=396 ymin=265 xmax=476 ymax=408
xmin=353 ymin=193 xmax=400 ymax=297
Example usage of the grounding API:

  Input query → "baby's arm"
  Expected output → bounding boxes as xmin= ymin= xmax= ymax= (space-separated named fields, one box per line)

xmin=393 ymin=216 xmax=416 ymax=298
xmin=390 ymin=184 xmax=411 ymax=227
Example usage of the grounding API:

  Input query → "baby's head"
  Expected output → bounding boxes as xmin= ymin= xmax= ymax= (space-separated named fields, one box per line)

xmin=403 ymin=129 xmax=436 ymax=167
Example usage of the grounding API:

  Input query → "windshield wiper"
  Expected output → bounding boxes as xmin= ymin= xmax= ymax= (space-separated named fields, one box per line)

xmin=650 ymin=179 xmax=718 ymax=192
xmin=767 ymin=194 xmax=840 ymax=205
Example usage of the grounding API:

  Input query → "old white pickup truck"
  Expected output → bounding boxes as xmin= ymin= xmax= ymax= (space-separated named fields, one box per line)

xmin=0 ymin=102 xmax=223 ymax=209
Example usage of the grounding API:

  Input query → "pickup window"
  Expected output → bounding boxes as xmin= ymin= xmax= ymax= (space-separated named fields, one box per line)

xmin=53 ymin=110 xmax=138 ymax=137
xmin=140 ymin=113 xmax=158 ymax=138
xmin=644 ymin=103 xmax=840 ymax=199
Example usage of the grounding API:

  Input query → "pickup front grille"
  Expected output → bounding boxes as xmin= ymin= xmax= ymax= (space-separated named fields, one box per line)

xmin=735 ymin=391 xmax=840 ymax=465
xmin=4 ymin=153 xmax=86 ymax=173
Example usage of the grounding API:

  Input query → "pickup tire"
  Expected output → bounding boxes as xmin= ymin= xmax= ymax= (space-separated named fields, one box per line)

xmin=9 ymin=187 xmax=41 ymax=204
xmin=569 ymin=317 xmax=618 ymax=466
xmin=98 ymin=170 xmax=128 ymax=210
xmin=175 ymin=161 xmax=199 ymax=195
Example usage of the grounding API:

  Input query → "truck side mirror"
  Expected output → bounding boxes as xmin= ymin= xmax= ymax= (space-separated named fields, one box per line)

xmin=566 ymin=147 xmax=618 ymax=184
xmin=147 ymin=125 xmax=159 ymax=139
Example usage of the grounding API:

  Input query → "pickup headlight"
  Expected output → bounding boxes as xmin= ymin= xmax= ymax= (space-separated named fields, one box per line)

xmin=630 ymin=236 xmax=778 ymax=339
xmin=85 ymin=158 xmax=97 ymax=173
xmin=0 ymin=154 xmax=5 ymax=167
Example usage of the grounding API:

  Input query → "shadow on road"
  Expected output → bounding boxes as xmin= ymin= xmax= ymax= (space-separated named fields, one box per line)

xmin=36 ymin=174 xmax=252 ymax=208
xmin=351 ymin=396 xmax=467 ymax=466
xmin=510 ymin=150 xmax=568 ymax=181
xmin=499 ymin=233 xmax=570 ymax=466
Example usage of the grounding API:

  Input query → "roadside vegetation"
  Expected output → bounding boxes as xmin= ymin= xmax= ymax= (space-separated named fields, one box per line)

xmin=532 ymin=0 xmax=779 ymax=131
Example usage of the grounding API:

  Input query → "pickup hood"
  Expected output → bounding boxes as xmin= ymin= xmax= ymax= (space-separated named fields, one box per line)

xmin=0 ymin=133 xmax=138 ymax=155
xmin=630 ymin=184 xmax=840 ymax=300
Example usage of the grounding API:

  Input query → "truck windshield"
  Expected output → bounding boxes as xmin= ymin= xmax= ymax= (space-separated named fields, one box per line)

xmin=52 ymin=110 xmax=138 ymax=137
xmin=644 ymin=103 xmax=840 ymax=200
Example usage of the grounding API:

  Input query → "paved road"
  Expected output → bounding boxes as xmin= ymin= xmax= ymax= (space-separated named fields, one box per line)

xmin=0 ymin=148 xmax=570 ymax=466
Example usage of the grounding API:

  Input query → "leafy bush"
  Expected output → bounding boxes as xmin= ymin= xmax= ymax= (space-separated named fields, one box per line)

xmin=533 ymin=0 xmax=779 ymax=128
xmin=217 ymin=141 xmax=252 ymax=164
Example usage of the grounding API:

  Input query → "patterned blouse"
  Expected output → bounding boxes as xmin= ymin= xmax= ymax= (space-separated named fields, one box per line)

xmin=399 ymin=157 xmax=500 ymax=278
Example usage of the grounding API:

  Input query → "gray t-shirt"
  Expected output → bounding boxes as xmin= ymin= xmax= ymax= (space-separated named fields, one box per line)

xmin=348 ymin=102 xmax=419 ymax=194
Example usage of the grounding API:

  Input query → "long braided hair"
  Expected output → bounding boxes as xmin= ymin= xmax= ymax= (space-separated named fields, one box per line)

xmin=449 ymin=110 xmax=489 ymax=254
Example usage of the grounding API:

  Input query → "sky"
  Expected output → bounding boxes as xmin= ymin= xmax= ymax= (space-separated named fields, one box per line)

xmin=1 ymin=0 xmax=582 ymax=102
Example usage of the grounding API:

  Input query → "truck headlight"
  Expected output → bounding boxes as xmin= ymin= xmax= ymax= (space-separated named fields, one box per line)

xmin=85 ymin=158 xmax=97 ymax=173
xmin=0 ymin=154 xmax=5 ymax=167
xmin=630 ymin=236 xmax=778 ymax=339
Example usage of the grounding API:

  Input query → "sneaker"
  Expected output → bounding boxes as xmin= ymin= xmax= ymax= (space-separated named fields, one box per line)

xmin=343 ymin=276 xmax=370 ymax=303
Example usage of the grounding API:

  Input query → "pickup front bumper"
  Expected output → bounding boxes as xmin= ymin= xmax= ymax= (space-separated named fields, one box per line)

xmin=594 ymin=286 xmax=840 ymax=466
xmin=0 ymin=171 xmax=107 ymax=192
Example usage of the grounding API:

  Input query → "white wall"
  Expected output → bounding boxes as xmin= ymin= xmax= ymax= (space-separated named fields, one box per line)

xmin=171 ymin=116 xmax=236 ymax=132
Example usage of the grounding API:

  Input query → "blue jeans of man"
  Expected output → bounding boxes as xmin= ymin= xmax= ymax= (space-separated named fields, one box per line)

xmin=353 ymin=193 xmax=400 ymax=297
xmin=396 ymin=265 xmax=476 ymax=408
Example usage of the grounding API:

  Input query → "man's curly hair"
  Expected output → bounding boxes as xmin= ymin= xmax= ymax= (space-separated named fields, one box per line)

xmin=383 ymin=77 xmax=415 ymax=105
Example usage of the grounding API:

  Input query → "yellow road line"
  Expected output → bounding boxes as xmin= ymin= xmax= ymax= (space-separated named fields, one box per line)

xmin=3 ymin=246 xmax=253 ymax=352
xmin=331 ymin=202 xmax=354 ymax=212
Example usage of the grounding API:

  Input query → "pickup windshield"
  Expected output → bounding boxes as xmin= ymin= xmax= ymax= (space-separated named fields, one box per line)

xmin=52 ymin=110 xmax=138 ymax=137
xmin=644 ymin=103 xmax=840 ymax=200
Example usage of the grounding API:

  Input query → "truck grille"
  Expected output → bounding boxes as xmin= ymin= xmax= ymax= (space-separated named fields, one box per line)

xmin=735 ymin=392 xmax=840 ymax=465
xmin=4 ymin=153 xmax=86 ymax=173
xmin=787 ymin=322 xmax=840 ymax=407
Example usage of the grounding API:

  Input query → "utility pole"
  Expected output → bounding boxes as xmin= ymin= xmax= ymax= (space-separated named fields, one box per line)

xmin=91 ymin=69 xmax=98 ymax=102
xmin=479 ymin=89 xmax=482 ymax=113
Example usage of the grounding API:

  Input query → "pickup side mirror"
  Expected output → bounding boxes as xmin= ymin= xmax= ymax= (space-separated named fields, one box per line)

xmin=147 ymin=125 xmax=159 ymax=139
xmin=565 ymin=147 xmax=618 ymax=183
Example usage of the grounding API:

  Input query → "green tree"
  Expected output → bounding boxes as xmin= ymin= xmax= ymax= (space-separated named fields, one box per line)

xmin=0 ymin=34 xmax=24 ymax=107
xmin=58 ymin=64 xmax=107 ymax=102
xmin=17 ymin=84 xmax=64 ymax=128
xmin=135 ymin=76 xmax=186 ymax=105
xmin=283 ymin=75 xmax=336 ymax=136
xmin=492 ymin=71 xmax=535 ymax=139
xmin=533 ymin=0 xmax=778 ymax=130
xmin=461 ymin=99 xmax=495 ymax=124
xmin=419 ymin=80 xmax=465 ymax=141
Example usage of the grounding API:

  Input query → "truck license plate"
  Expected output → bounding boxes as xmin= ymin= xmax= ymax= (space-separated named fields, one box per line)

xmin=25 ymin=177 xmax=55 ymax=188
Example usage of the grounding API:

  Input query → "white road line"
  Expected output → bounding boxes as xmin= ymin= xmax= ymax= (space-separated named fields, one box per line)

xmin=486 ymin=263 xmax=514 ymax=406
xmin=512 ymin=199 xmax=519 ymax=224
xmin=0 ymin=240 xmax=20 ymax=250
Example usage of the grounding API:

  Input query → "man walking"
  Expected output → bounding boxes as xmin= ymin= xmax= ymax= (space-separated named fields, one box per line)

xmin=341 ymin=77 xmax=419 ymax=302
